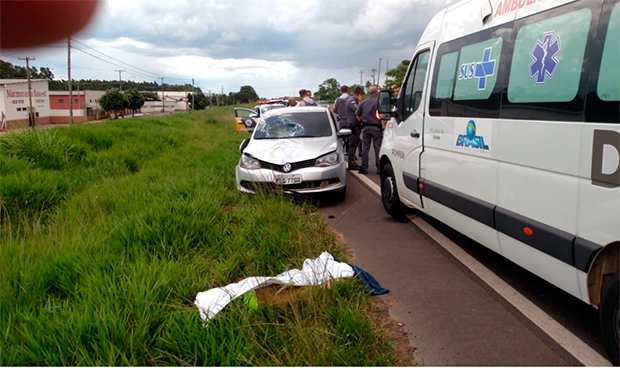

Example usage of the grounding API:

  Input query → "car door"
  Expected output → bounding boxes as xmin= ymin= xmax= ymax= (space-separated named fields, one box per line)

xmin=234 ymin=108 xmax=254 ymax=133
xmin=393 ymin=42 xmax=434 ymax=209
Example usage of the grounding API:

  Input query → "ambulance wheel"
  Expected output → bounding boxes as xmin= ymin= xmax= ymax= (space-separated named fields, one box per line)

xmin=381 ymin=164 xmax=403 ymax=217
xmin=600 ymin=272 xmax=619 ymax=366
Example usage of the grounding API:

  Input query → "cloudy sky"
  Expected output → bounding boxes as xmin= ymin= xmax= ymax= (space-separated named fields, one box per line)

xmin=1 ymin=0 xmax=453 ymax=98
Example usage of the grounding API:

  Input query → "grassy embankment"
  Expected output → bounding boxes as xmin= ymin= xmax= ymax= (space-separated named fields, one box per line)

xmin=0 ymin=107 xmax=401 ymax=366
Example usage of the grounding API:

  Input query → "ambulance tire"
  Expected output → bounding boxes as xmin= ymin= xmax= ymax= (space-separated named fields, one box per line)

xmin=600 ymin=272 xmax=620 ymax=366
xmin=381 ymin=164 xmax=403 ymax=217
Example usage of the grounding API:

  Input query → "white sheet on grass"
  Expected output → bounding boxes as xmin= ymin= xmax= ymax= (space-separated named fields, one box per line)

xmin=194 ymin=252 xmax=355 ymax=321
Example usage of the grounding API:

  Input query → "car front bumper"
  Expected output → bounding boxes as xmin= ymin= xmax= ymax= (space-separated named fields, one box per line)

xmin=236 ymin=161 xmax=346 ymax=194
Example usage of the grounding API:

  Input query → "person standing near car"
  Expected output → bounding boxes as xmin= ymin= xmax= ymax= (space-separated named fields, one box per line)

xmin=355 ymin=85 xmax=382 ymax=175
xmin=299 ymin=89 xmax=318 ymax=106
xmin=344 ymin=86 xmax=364 ymax=171
xmin=287 ymin=96 xmax=298 ymax=107
xmin=333 ymin=85 xmax=350 ymax=130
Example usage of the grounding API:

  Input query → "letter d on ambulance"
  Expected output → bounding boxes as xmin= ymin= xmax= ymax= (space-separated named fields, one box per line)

xmin=591 ymin=130 xmax=620 ymax=188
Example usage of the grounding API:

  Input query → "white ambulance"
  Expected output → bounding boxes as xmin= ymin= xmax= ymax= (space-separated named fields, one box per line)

xmin=377 ymin=0 xmax=619 ymax=364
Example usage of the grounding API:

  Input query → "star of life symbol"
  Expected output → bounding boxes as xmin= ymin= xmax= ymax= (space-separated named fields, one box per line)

xmin=474 ymin=47 xmax=496 ymax=90
xmin=529 ymin=31 xmax=562 ymax=85
xmin=283 ymin=162 xmax=292 ymax=173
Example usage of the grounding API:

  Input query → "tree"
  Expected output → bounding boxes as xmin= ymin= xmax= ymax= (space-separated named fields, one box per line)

xmin=188 ymin=92 xmax=208 ymax=110
xmin=348 ymin=84 xmax=365 ymax=95
xmin=236 ymin=85 xmax=259 ymax=104
xmin=123 ymin=89 xmax=144 ymax=116
xmin=384 ymin=60 xmax=410 ymax=90
xmin=99 ymin=88 xmax=128 ymax=119
xmin=39 ymin=67 xmax=54 ymax=81
xmin=316 ymin=78 xmax=340 ymax=102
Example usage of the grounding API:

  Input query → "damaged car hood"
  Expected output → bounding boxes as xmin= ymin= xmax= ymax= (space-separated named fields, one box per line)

xmin=245 ymin=137 xmax=337 ymax=164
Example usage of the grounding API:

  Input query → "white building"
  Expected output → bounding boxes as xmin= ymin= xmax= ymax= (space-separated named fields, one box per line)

xmin=0 ymin=79 xmax=51 ymax=128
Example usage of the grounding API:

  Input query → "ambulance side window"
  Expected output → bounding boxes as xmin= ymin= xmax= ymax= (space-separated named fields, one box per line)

xmin=507 ymin=8 xmax=591 ymax=104
xmin=585 ymin=0 xmax=620 ymax=123
xmin=597 ymin=2 xmax=619 ymax=102
xmin=429 ymin=29 xmax=508 ymax=118
xmin=401 ymin=50 xmax=430 ymax=122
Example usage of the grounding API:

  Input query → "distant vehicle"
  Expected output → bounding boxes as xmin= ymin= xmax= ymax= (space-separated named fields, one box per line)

xmin=376 ymin=0 xmax=620 ymax=363
xmin=234 ymin=100 xmax=287 ymax=133
xmin=317 ymin=100 xmax=329 ymax=108
xmin=236 ymin=106 xmax=351 ymax=201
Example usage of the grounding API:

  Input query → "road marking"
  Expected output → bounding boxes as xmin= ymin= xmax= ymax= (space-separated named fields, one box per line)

xmin=349 ymin=170 xmax=612 ymax=367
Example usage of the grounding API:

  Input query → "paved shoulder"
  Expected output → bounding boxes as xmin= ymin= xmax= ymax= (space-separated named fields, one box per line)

xmin=320 ymin=175 xmax=579 ymax=366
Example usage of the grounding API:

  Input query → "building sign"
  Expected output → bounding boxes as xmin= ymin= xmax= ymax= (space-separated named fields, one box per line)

xmin=6 ymin=90 xmax=47 ymax=98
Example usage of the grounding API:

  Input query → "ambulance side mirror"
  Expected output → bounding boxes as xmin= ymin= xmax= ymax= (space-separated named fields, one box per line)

xmin=377 ymin=90 xmax=393 ymax=120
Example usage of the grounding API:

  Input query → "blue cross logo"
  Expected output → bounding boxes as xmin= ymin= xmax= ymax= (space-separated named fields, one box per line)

xmin=529 ymin=31 xmax=562 ymax=85
xmin=474 ymin=48 xmax=496 ymax=90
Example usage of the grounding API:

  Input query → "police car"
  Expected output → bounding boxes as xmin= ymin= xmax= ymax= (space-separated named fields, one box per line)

xmin=234 ymin=100 xmax=288 ymax=133
xmin=376 ymin=0 xmax=620 ymax=364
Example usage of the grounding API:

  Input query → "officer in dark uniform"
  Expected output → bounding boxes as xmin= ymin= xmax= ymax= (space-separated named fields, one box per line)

xmin=344 ymin=86 xmax=364 ymax=170
xmin=355 ymin=85 xmax=382 ymax=175
xmin=332 ymin=85 xmax=350 ymax=130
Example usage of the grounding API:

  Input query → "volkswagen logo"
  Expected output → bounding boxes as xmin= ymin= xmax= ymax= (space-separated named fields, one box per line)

xmin=283 ymin=162 xmax=292 ymax=173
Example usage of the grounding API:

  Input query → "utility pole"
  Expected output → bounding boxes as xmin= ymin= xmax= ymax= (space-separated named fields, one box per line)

xmin=208 ymin=90 xmax=212 ymax=109
xmin=67 ymin=37 xmax=73 ymax=125
xmin=371 ymin=69 xmax=376 ymax=85
xmin=185 ymin=83 xmax=188 ymax=112
xmin=378 ymin=58 xmax=383 ymax=88
xmin=192 ymin=78 xmax=195 ymax=111
xmin=160 ymin=77 xmax=165 ymax=113
xmin=359 ymin=69 xmax=364 ymax=87
xmin=115 ymin=69 xmax=126 ymax=91
xmin=18 ymin=56 xmax=36 ymax=129
xmin=77 ymin=83 xmax=81 ymax=122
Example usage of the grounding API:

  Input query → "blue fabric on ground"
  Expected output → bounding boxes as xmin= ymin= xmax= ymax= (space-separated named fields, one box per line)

xmin=350 ymin=264 xmax=389 ymax=295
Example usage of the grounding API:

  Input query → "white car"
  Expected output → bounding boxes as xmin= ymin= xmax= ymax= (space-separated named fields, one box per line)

xmin=236 ymin=107 xmax=350 ymax=201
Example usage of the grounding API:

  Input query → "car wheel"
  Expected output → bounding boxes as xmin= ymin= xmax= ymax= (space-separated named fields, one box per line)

xmin=381 ymin=163 xmax=403 ymax=217
xmin=600 ymin=272 xmax=619 ymax=366
xmin=332 ymin=188 xmax=346 ymax=203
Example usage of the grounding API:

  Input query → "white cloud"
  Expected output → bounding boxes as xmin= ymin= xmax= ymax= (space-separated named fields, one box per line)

xmin=4 ymin=0 xmax=455 ymax=97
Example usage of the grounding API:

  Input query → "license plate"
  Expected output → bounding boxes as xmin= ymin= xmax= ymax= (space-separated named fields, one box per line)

xmin=275 ymin=175 xmax=302 ymax=185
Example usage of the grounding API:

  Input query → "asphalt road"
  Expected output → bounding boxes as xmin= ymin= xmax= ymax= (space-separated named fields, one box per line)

xmin=318 ymin=146 xmax=608 ymax=366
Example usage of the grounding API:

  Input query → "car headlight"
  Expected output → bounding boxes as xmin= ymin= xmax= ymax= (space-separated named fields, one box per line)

xmin=315 ymin=152 xmax=340 ymax=167
xmin=240 ymin=155 xmax=261 ymax=170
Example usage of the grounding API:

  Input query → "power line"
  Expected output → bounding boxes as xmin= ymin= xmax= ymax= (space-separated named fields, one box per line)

xmin=70 ymin=40 xmax=192 ymax=84
xmin=71 ymin=38 xmax=161 ymax=79
xmin=71 ymin=46 xmax=159 ymax=81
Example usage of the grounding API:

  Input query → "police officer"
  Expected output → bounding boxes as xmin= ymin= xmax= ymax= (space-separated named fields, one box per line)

xmin=355 ymin=85 xmax=382 ymax=175
xmin=345 ymin=86 xmax=364 ymax=170
xmin=332 ymin=85 xmax=350 ymax=130
xmin=299 ymin=89 xmax=318 ymax=106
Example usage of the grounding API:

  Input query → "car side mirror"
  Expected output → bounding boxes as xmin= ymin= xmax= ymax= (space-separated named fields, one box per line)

xmin=377 ymin=90 xmax=393 ymax=120
xmin=239 ymin=138 xmax=250 ymax=153
xmin=338 ymin=128 xmax=352 ymax=138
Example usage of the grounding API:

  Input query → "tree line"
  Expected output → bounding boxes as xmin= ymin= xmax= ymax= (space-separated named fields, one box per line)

xmin=313 ymin=60 xmax=410 ymax=102
xmin=1 ymin=60 xmax=261 ymax=110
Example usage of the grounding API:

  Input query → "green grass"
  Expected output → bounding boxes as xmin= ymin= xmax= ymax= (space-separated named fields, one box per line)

xmin=0 ymin=108 xmax=401 ymax=366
